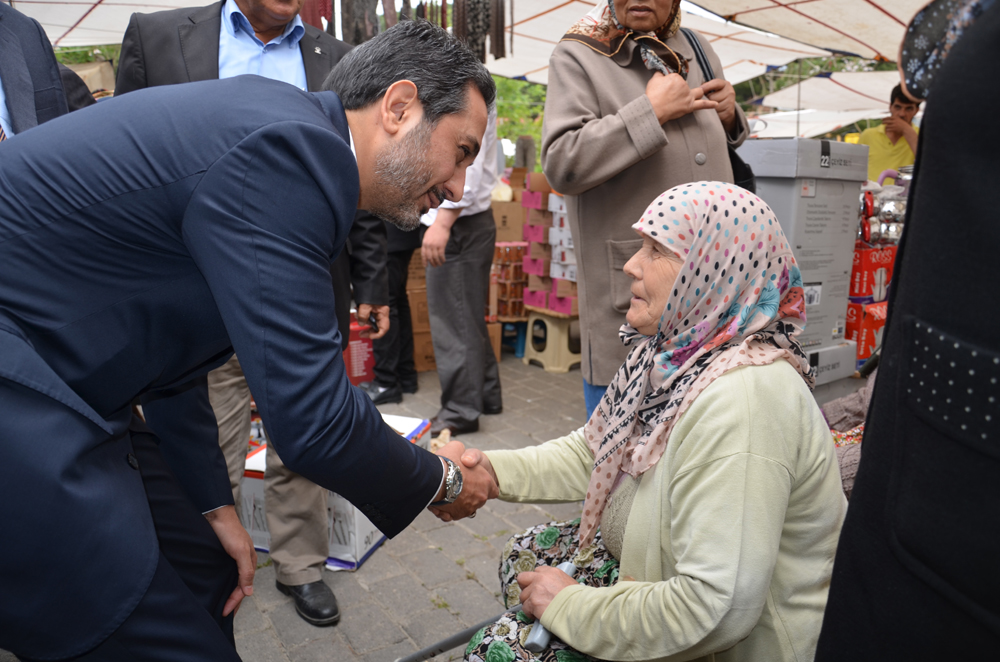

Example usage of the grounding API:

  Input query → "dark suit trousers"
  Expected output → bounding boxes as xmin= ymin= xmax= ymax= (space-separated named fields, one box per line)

xmin=372 ymin=248 xmax=418 ymax=389
xmin=425 ymin=209 xmax=502 ymax=426
xmin=28 ymin=425 xmax=241 ymax=661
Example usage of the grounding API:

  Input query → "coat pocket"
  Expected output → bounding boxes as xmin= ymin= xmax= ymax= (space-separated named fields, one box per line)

xmin=888 ymin=317 xmax=1000 ymax=630
xmin=606 ymin=239 xmax=642 ymax=313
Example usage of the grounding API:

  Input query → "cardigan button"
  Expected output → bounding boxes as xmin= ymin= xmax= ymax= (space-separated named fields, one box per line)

xmin=694 ymin=152 xmax=707 ymax=165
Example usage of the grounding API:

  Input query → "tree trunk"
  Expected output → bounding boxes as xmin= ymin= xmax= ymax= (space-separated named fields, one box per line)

xmin=341 ymin=0 xmax=379 ymax=45
xmin=382 ymin=0 xmax=397 ymax=27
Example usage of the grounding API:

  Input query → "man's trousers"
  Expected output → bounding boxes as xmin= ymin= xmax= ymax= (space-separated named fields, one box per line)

xmin=208 ymin=355 xmax=329 ymax=586
xmin=425 ymin=209 xmax=502 ymax=427
xmin=372 ymin=248 xmax=418 ymax=390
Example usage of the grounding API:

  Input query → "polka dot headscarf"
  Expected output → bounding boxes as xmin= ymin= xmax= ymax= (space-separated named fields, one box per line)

xmin=578 ymin=182 xmax=814 ymax=548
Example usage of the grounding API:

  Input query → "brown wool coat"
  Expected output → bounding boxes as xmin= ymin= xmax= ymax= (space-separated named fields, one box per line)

xmin=542 ymin=30 xmax=748 ymax=385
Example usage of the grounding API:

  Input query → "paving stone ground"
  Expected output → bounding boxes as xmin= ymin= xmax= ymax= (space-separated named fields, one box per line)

xmin=0 ymin=354 xmax=584 ymax=662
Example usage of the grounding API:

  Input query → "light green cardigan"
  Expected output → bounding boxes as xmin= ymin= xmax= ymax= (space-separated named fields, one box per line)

xmin=485 ymin=360 xmax=846 ymax=662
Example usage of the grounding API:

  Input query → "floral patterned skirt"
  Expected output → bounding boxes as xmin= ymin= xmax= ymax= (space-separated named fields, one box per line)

xmin=464 ymin=519 xmax=619 ymax=662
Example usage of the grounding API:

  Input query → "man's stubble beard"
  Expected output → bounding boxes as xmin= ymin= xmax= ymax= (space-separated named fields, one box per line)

xmin=368 ymin=119 xmax=442 ymax=231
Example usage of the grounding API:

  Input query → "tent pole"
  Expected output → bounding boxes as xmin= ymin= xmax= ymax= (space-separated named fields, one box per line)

xmin=795 ymin=59 xmax=802 ymax=138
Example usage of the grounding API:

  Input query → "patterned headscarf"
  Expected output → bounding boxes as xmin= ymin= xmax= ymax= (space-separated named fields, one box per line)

xmin=900 ymin=0 xmax=996 ymax=101
xmin=578 ymin=182 xmax=813 ymax=547
xmin=562 ymin=0 xmax=688 ymax=78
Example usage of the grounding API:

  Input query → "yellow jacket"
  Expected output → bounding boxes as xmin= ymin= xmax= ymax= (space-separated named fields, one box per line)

xmin=486 ymin=360 xmax=846 ymax=662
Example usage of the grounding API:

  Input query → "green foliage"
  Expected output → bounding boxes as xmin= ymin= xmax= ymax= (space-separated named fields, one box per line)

xmin=54 ymin=45 xmax=121 ymax=69
xmin=493 ymin=75 xmax=546 ymax=171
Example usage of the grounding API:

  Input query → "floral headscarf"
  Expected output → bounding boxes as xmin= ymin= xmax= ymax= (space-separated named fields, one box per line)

xmin=578 ymin=182 xmax=813 ymax=547
xmin=562 ymin=0 xmax=688 ymax=78
xmin=900 ymin=0 xmax=996 ymax=101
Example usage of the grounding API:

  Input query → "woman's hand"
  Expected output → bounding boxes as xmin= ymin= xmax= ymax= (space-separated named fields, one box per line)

xmin=702 ymin=78 xmax=737 ymax=133
xmin=645 ymin=72 xmax=717 ymax=125
xmin=517 ymin=566 xmax=579 ymax=620
xmin=429 ymin=441 xmax=500 ymax=522
xmin=204 ymin=504 xmax=256 ymax=617
xmin=460 ymin=448 xmax=498 ymax=486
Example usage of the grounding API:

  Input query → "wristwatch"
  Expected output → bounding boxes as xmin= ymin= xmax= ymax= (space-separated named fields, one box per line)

xmin=430 ymin=457 xmax=463 ymax=506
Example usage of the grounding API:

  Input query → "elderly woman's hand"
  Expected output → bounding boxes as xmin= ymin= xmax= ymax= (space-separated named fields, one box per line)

xmin=645 ymin=72 xmax=717 ymax=125
xmin=702 ymin=78 xmax=737 ymax=133
xmin=517 ymin=566 xmax=579 ymax=620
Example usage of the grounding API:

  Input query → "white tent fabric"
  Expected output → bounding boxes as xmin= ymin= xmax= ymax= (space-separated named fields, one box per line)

xmin=688 ymin=0 xmax=929 ymax=60
xmin=749 ymin=108 xmax=884 ymax=138
xmin=10 ymin=0 xmax=183 ymax=48
xmin=761 ymin=70 xmax=903 ymax=111
xmin=486 ymin=2 xmax=829 ymax=85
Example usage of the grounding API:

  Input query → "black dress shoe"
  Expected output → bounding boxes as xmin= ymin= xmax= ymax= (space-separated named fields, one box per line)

xmin=483 ymin=404 xmax=503 ymax=415
xmin=276 ymin=580 xmax=340 ymax=626
xmin=401 ymin=382 xmax=418 ymax=394
xmin=361 ymin=381 xmax=402 ymax=405
xmin=430 ymin=416 xmax=479 ymax=437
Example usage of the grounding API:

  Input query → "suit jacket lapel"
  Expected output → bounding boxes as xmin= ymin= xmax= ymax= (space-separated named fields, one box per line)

xmin=178 ymin=1 xmax=225 ymax=82
xmin=300 ymin=25 xmax=336 ymax=92
xmin=0 ymin=18 xmax=38 ymax=134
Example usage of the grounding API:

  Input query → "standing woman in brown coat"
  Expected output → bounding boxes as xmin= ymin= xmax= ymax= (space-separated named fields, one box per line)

xmin=542 ymin=0 xmax=749 ymax=416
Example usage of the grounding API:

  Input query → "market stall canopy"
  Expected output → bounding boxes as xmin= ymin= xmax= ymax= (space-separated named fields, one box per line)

xmin=762 ymin=70 xmax=904 ymax=111
xmin=486 ymin=1 xmax=830 ymax=86
xmin=749 ymin=108 xmax=884 ymax=138
xmin=688 ymin=0 xmax=928 ymax=60
xmin=11 ymin=0 xmax=185 ymax=47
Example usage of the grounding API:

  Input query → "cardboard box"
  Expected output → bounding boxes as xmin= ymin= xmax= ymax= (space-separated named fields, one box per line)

xmin=806 ymin=341 xmax=858 ymax=386
xmin=241 ymin=415 xmax=430 ymax=571
xmin=548 ymin=226 xmax=573 ymax=248
xmin=510 ymin=188 xmax=522 ymax=203
xmin=524 ymin=288 xmax=548 ymax=308
xmin=523 ymin=224 xmax=547 ymax=243
xmin=494 ymin=242 xmax=527 ymax=264
xmin=552 ymin=278 xmax=578 ymax=298
xmin=845 ymin=301 xmax=888 ymax=361
xmin=509 ymin=167 xmax=528 ymax=190
xmin=521 ymin=190 xmax=549 ymax=210
xmin=487 ymin=322 xmax=502 ymax=363
xmin=551 ymin=246 xmax=576 ymax=265
xmin=522 ymin=256 xmax=551 ymax=277
xmin=528 ymin=172 xmax=551 ymax=193
xmin=550 ymin=262 xmax=578 ymax=281
xmin=526 ymin=208 xmax=553 ymax=226
xmin=529 ymin=242 xmax=552 ymax=260
xmin=850 ymin=245 xmax=897 ymax=301
xmin=412 ymin=331 xmax=436 ymax=372
xmin=549 ymin=295 xmax=579 ymax=316
xmin=344 ymin=321 xmax=374 ymax=385
xmin=552 ymin=212 xmax=570 ymax=229
xmin=528 ymin=274 xmax=552 ymax=292
xmin=408 ymin=288 xmax=430 ymax=333
xmin=407 ymin=250 xmax=425 ymax=286
xmin=492 ymin=201 xmax=525 ymax=243
xmin=548 ymin=193 xmax=567 ymax=214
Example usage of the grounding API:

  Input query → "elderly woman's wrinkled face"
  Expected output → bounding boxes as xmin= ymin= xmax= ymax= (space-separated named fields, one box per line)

xmin=612 ymin=0 xmax=677 ymax=32
xmin=623 ymin=235 xmax=683 ymax=336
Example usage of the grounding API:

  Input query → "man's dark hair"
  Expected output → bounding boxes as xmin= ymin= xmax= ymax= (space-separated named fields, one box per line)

xmin=323 ymin=20 xmax=496 ymax=125
xmin=890 ymin=84 xmax=918 ymax=107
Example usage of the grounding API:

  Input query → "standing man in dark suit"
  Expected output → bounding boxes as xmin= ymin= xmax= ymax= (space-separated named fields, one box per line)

xmin=0 ymin=21 xmax=496 ymax=661
xmin=115 ymin=0 xmax=389 ymax=626
xmin=0 ymin=2 xmax=69 ymax=139
xmin=362 ymin=222 xmax=424 ymax=404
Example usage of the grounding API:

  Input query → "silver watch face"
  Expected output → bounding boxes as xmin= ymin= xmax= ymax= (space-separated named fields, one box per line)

xmin=448 ymin=463 xmax=463 ymax=501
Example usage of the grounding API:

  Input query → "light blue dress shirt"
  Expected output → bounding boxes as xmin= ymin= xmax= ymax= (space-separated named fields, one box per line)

xmin=217 ymin=0 xmax=308 ymax=90
xmin=0 ymin=78 xmax=14 ymax=137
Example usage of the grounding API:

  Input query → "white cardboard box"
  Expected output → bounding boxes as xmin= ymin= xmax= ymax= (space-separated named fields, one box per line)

xmin=549 ymin=262 xmax=578 ymax=281
xmin=548 ymin=193 xmax=567 ymax=214
xmin=548 ymin=226 xmax=573 ymax=248
xmin=241 ymin=415 xmax=430 ymax=571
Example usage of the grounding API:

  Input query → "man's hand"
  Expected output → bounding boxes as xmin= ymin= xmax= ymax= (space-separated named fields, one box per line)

xmin=882 ymin=116 xmax=919 ymax=154
xmin=356 ymin=303 xmax=389 ymax=340
xmin=204 ymin=505 xmax=256 ymax=617
xmin=645 ymin=72 xmax=717 ymax=125
xmin=428 ymin=440 xmax=498 ymax=521
xmin=702 ymin=78 xmax=737 ymax=133
xmin=517 ymin=566 xmax=578 ymax=620
xmin=422 ymin=221 xmax=452 ymax=268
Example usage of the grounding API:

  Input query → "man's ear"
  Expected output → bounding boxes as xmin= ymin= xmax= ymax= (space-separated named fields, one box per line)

xmin=379 ymin=80 xmax=421 ymax=137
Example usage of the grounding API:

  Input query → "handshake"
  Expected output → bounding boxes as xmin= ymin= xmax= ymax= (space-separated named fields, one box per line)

xmin=428 ymin=441 xmax=498 ymax=522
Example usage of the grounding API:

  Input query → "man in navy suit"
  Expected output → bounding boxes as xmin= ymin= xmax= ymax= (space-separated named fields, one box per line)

xmin=0 ymin=21 xmax=496 ymax=661
xmin=0 ymin=2 xmax=68 ymax=138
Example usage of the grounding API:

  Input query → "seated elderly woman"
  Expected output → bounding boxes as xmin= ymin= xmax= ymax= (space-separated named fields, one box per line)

xmin=462 ymin=182 xmax=846 ymax=662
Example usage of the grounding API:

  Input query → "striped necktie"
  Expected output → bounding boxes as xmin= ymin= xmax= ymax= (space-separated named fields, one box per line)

xmin=0 ymin=126 xmax=6 ymax=141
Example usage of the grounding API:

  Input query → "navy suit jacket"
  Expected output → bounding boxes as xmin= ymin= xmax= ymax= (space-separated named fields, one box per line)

xmin=0 ymin=3 xmax=69 ymax=133
xmin=0 ymin=77 xmax=441 ymax=659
